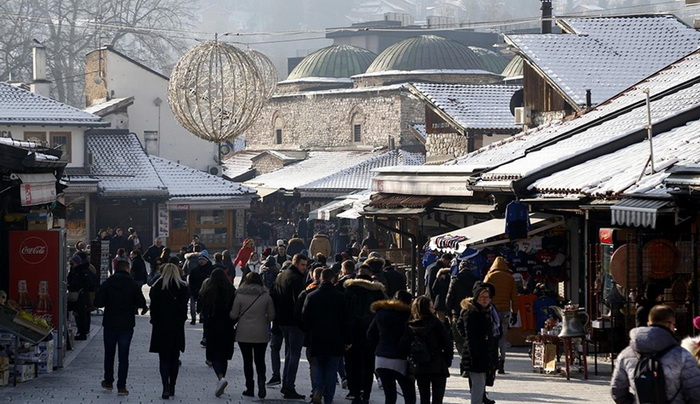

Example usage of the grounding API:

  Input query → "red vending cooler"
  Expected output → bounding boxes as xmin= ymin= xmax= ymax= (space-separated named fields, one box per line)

xmin=8 ymin=229 xmax=67 ymax=367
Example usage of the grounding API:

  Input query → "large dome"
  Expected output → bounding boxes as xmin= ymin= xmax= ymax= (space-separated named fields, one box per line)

xmin=287 ymin=45 xmax=377 ymax=80
xmin=468 ymin=46 xmax=509 ymax=74
xmin=365 ymin=35 xmax=485 ymax=74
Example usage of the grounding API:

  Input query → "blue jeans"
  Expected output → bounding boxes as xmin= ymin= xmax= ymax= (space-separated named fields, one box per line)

xmin=280 ymin=325 xmax=304 ymax=390
xmin=103 ymin=328 xmax=134 ymax=389
xmin=313 ymin=356 xmax=341 ymax=404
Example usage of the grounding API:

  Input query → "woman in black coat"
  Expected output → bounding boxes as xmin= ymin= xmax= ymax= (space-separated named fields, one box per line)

xmin=199 ymin=268 xmax=236 ymax=398
xmin=456 ymin=282 xmax=499 ymax=404
xmin=67 ymin=253 xmax=95 ymax=340
xmin=406 ymin=296 xmax=452 ymax=404
xmin=149 ymin=263 xmax=189 ymax=399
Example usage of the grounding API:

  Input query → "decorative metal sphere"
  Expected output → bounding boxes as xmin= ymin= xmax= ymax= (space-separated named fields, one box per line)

xmin=168 ymin=40 xmax=265 ymax=143
xmin=245 ymin=49 xmax=278 ymax=100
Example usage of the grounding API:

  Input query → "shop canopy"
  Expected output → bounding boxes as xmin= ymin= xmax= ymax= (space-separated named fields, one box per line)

xmin=428 ymin=212 xmax=565 ymax=254
xmin=309 ymin=192 xmax=371 ymax=221
xmin=610 ymin=198 xmax=673 ymax=229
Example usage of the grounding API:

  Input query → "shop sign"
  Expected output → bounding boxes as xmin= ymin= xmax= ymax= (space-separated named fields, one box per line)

xmin=1 ymin=130 xmax=12 ymax=137
xmin=175 ymin=204 xmax=190 ymax=210
xmin=20 ymin=182 xmax=56 ymax=206
xmin=19 ymin=237 xmax=49 ymax=265
xmin=158 ymin=204 xmax=169 ymax=238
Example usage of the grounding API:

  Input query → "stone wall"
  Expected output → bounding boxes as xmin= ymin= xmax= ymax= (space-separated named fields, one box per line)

xmin=245 ymin=88 xmax=425 ymax=150
xmin=84 ymin=50 xmax=109 ymax=107
xmin=252 ymin=155 xmax=285 ymax=175
xmin=426 ymin=132 xmax=468 ymax=163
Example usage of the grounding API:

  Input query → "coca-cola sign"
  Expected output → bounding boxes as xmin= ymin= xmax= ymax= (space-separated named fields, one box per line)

xmin=19 ymin=237 xmax=49 ymax=265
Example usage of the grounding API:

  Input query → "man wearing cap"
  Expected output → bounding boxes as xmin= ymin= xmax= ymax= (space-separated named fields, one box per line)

xmin=483 ymin=256 xmax=518 ymax=374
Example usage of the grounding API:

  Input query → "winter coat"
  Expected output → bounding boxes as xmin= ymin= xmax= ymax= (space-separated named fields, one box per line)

xmin=344 ymin=277 xmax=386 ymax=345
xmin=287 ymin=238 xmax=306 ymax=257
xmin=230 ymin=283 xmax=275 ymax=343
xmin=245 ymin=261 xmax=261 ymax=274
xmin=109 ymin=235 xmax=130 ymax=257
xmin=188 ymin=261 xmax=213 ymax=298
xmin=302 ymin=282 xmax=350 ymax=357
xmin=367 ymin=299 xmax=411 ymax=359
xmin=260 ymin=257 xmax=280 ymax=290
xmin=483 ymin=257 xmax=518 ymax=312
xmin=295 ymin=282 xmax=320 ymax=338
xmin=274 ymin=253 xmax=291 ymax=267
xmin=144 ymin=244 xmax=165 ymax=268
xmin=612 ymin=325 xmax=700 ymax=404
xmin=424 ymin=260 xmax=448 ymax=300
xmin=431 ymin=268 xmax=452 ymax=312
xmin=336 ymin=274 xmax=356 ymax=292
xmin=445 ymin=270 xmax=478 ymax=318
xmin=67 ymin=263 xmax=94 ymax=311
xmin=456 ymin=298 xmax=498 ymax=376
xmin=309 ymin=233 xmax=332 ymax=258
xmin=272 ymin=265 xmax=307 ymax=326
xmin=149 ymin=279 xmax=188 ymax=353
xmin=233 ymin=246 xmax=254 ymax=270
xmin=202 ymin=290 xmax=236 ymax=362
xmin=383 ymin=267 xmax=407 ymax=299
xmin=94 ymin=270 xmax=147 ymax=331
xmin=406 ymin=315 xmax=453 ymax=377
xmin=130 ymin=255 xmax=148 ymax=283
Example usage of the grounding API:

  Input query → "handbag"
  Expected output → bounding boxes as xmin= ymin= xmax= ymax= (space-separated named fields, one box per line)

xmin=67 ymin=289 xmax=82 ymax=302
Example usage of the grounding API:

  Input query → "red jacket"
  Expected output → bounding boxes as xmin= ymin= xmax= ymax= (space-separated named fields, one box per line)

xmin=233 ymin=246 xmax=254 ymax=269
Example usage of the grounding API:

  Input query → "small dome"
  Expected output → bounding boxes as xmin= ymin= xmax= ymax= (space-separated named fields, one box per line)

xmin=365 ymin=35 xmax=485 ymax=74
xmin=287 ymin=45 xmax=377 ymax=80
xmin=502 ymin=56 xmax=524 ymax=81
xmin=468 ymin=47 xmax=509 ymax=74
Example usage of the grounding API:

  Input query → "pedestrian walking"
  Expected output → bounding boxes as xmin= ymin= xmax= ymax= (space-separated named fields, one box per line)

xmin=446 ymin=260 xmax=478 ymax=377
xmin=456 ymin=282 xmax=499 ymax=404
xmin=483 ymin=256 xmax=517 ymax=374
xmin=129 ymin=250 xmax=148 ymax=287
xmin=230 ymin=272 xmax=275 ymax=399
xmin=406 ymin=296 xmax=452 ymax=404
xmin=148 ymin=263 xmax=188 ymax=399
xmin=367 ymin=290 xmax=416 ymax=404
xmin=302 ymin=268 xmax=350 ymax=404
xmin=222 ymin=249 xmax=236 ymax=282
xmin=309 ymin=233 xmax=332 ymax=259
xmin=188 ymin=253 xmax=213 ymax=325
xmin=233 ymin=238 xmax=256 ymax=276
xmin=144 ymin=237 xmax=165 ymax=270
xmin=198 ymin=268 xmax=237 ymax=397
xmin=271 ymin=253 xmax=308 ymax=399
xmin=245 ymin=251 xmax=261 ymax=274
xmin=94 ymin=259 xmax=148 ymax=396
xmin=287 ymin=234 xmax=306 ymax=257
xmin=67 ymin=253 xmax=96 ymax=340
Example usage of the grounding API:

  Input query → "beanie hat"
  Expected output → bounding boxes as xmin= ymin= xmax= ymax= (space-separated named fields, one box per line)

xmin=694 ymin=316 xmax=700 ymax=331
xmin=262 ymin=247 xmax=272 ymax=256
xmin=199 ymin=250 xmax=210 ymax=261
xmin=368 ymin=251 xmax=382 ymax=259
xmin=473 ymin=281 xmax=496 ymax=299
xmin=277 ymin=239 xmax=285 ymax=246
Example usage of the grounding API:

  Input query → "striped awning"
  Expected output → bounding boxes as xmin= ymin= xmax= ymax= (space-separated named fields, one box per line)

xmin=610 ymin=198 xmax=672 ymax=229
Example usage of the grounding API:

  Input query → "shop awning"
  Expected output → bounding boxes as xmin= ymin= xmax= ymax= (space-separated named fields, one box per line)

xmin=434 ymin=202 xmax=498 ymax=214
xmin=610 ymin=198 xmax=673 ymax=229
xmin=337 ymin=208 xmax=362 ymax=220
xmin=309 ymin=198 xmax=355 ymax=221
xmin=10 ymin=173 xmax=57 ymax=206
xmin=428 ymin=212 xmax=565 ymax=254
xmin=251 ymin=187 xmax=279 ymax=201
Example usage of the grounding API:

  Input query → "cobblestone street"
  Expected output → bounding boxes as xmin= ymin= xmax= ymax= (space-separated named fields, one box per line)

xmin=0 ymin=307 xmax=614 ymax=403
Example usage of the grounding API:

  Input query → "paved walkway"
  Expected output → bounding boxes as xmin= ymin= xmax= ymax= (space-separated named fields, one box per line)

xmin=0 ymin=299 xmax=615 ymax=403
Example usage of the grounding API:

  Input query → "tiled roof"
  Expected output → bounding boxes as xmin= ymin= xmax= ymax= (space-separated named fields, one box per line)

xmin=410 ymin=83 xmax=522 ymax=130
xmin=84 ymin=97 xmax=134 ymax=117
xmin=244 ymin=150 xmax=386 ymax=191
xmin=86 ymin=131 xmax=168 ymax=197
xmin=505 ymin=15 xmax=700 ymax=108
xmin=0 ymin=83 xmax=107 ymax=126
xmin=530 ymin=118 xmax=700 ymax=198
xmin=149 ymin=156 xmax=256 ymax=198
xmin=222 ymin=150 xmax=259 ymax=179
xmin=447 ymin=49 xmax=700 ymax=172
xmin=299 ymin=150 xmax=425 ymax=191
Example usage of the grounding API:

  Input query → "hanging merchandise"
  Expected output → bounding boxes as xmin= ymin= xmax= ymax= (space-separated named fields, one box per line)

xmin=505 ymin=200 xmax=530 ymax=240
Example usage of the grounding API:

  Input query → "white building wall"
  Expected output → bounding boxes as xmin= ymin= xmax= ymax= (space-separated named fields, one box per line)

xmin=104 ymin=52 xmax=217 ymax=171
xmin=0 ymin=124 xmax=87 ymax=168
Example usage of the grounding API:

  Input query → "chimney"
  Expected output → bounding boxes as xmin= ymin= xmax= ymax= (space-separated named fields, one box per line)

xmin=541 ymin=1 xmax=553 ymax=34
xmin=585 ymin=89 xmax=592 ymax=109
xmin=30 ymin=42 xmax=51 ymax=98
xmin=388 ymin=136 xmax=395 ymax=151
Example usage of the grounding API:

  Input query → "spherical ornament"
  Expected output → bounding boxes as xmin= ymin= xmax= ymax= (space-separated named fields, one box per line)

xmin=168 ymin=40 xmax=266 ymax=143
xmin=245 ymin=49 xmax=278 ymax=100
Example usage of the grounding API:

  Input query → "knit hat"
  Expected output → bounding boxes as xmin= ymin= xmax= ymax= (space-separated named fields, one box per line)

xmin=199 ymin=250 xmax=210 ymax=261
xmin=277 ymin=239 xmax=285 ymax=246
xmin=262 ymin=247 xmax=273 ymax=256
xmin=694 ymin=316 xmax=700 ymax=331
xmin=473 ymin=281 xmax=496 ymax=299
xmin=368 ymin=251 xmax=382 ymax=259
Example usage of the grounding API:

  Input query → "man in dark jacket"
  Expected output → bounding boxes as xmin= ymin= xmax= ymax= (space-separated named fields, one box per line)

xmin=424 ymin=253 xmax=453 ymax=299
xmin=94 ymin=259 xmax=147 ymax=396
xmin=144 ymin=238 xmax=164 ymax=269
xmin=445 ymin=259 xmax=478 ymax=375
xmin=343 ymin=266 xmax=387 ymax=404
xmin=382 ymin=259 xmax=407 ymax=299
xmin=109 ymin=228 xmax=130 ymax=258
xmin=67 ymin=253 xmax=96 ymax=340
xmin=272 ymin=254 xmax=308 ymax=399
xmin=187 ymin=254 xmax=213 ymax=325
xmin=129 ymin=250 xmax=148 ymax=287
xmin=336 ymin=260 xmax=356 ymax=292
xmin=287 ymin=234 xmax=306 ymax=257
xmin=303 ymin=269 xmax=350 ymax=404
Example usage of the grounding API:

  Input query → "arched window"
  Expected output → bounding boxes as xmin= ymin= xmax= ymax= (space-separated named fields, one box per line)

xmin=272 ymin=113 xmax=284 ymax=145
xmin=349 ymin=107 xmax=365 ymax=143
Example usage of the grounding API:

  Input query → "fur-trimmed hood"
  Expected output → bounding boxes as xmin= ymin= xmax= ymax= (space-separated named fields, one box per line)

xmin=236 ymin=283 xmax=267 ymax=295
xmin=313 ymin=233 xmax=329 ymax=240
xmin=344 ymin=277 xmax=385 ymax=292
xmin=371 ymin=299 xmax=410 ymax=313
xmin=460 ymin=297 xmax=476 ymax=311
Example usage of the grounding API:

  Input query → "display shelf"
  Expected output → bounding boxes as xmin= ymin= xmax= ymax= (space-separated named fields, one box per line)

xmin=0 ymin=306 xmax=52 ymax=344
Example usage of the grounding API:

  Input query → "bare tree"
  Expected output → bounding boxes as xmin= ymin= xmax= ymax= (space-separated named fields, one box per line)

xmin=0 ymin=0 xmax=197 ymax=106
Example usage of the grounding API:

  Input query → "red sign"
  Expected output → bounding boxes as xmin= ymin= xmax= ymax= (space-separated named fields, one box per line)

xmin=9 ymin=231 xmax=62 ymax=327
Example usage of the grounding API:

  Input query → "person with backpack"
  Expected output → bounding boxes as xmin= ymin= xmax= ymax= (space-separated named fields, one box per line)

xmin=611 ymin=305 xmax=700 ymax=404
xmin=445 ymin=260 xmax=478 ymax=377
xmin=405 ymin=296 xmax=452 ymax=404
xmin=456 ymin=282 xmax=499 ymax=404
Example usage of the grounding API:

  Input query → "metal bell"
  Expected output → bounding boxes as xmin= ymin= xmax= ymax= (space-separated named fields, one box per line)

xmin=558 ymin=309 xmax=590 ymax=338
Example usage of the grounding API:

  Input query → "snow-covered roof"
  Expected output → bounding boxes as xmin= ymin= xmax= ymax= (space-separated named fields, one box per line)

xmin=505 ymin=15 xmax=700 ymax=108
xmin=447 ymin=49 xmax=700 ymax=171
xmin=354 ymin=69 xmax=497 ymax=78
xmin=298 ymin=150 xmax=425 ymax=192
xmin=222 ymin=150 xmax=259 ymax=179
xmin=150 ymin=156 xmax=256 ymax=198
xmin=86 ymin=131 xmax=168 ymax=197
xmin=0 ymin=82 xmax=108 ymax=127
xmin=272 ymin=83 xmax=405 ymax=99
xmin=84 ymin=97 xmax=134 ymax=117
xmin=530 ymin=118 xmax=700 ymax=198
xmin=410 ymin=83 xmax=521 ymax=130
xmin=244 ymin=150 xmax=387 ymax=191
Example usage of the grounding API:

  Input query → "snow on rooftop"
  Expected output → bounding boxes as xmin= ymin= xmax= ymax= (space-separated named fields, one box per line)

xmin=150 ymin=155 xmax=255 ymax=198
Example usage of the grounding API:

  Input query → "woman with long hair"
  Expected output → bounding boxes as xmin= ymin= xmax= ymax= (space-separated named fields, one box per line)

xmin=149 ymin=263 xmax=189 ymax=399
xmin=230 ymin=272 xmax=275 ymax=398
xmin=147 ymin=257 xmax=164 ymax=287
xmin=199 ymin=268 xmax=237 ymax=397
xmin=407 ymin=296 xmax=452 ymax=404
xmin=159 ymin=247 xmax=172 ymax=263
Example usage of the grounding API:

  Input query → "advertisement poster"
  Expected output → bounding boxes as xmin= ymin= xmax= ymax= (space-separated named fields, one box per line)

xmin=9 ymin=231 xmax=63 ymax=327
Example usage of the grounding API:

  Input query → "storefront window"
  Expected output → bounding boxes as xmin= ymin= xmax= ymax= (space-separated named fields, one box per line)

xmin=196 ymin=210 xmax=225 ymax=225
xmin=194 ymin=227 xmax=228 ymax=245
xmin=195 ymin=210 xmax=228 ymax=246
xmin=171 ymin=211 xmax=188 ymax=229
xmin=65 ymin=195 xmax=87 ymax=246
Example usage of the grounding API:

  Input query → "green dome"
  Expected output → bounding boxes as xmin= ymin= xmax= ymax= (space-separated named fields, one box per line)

xmin=502 ymin=56 xmax=523 ymax=79
xmin=287 ymin=45 xmax=377 ymax=80
xmin=468 ymin=46 xmax=509 ymax=74
xmin=365 ymin=35 xmax=485 ymax=74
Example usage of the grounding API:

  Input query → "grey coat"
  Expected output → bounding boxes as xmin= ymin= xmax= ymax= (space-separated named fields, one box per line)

xmin=611 ymin=325 xmax=700 ymax=404
xmin=229 ymin=283 xmax=275 ymax=343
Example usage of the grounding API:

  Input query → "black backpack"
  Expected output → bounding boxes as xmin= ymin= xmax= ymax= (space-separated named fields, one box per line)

xmin=633 ymin=344 xmax=677 ymax=404
xmin=409 ymin=334 xmax=431 ymax=366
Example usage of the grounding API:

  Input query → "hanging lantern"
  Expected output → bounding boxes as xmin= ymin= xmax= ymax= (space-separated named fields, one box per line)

xmin=168 ymin=40 xmax=265 ymax=143
xmin=245 ymin=49 xmax=278 ymax=100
